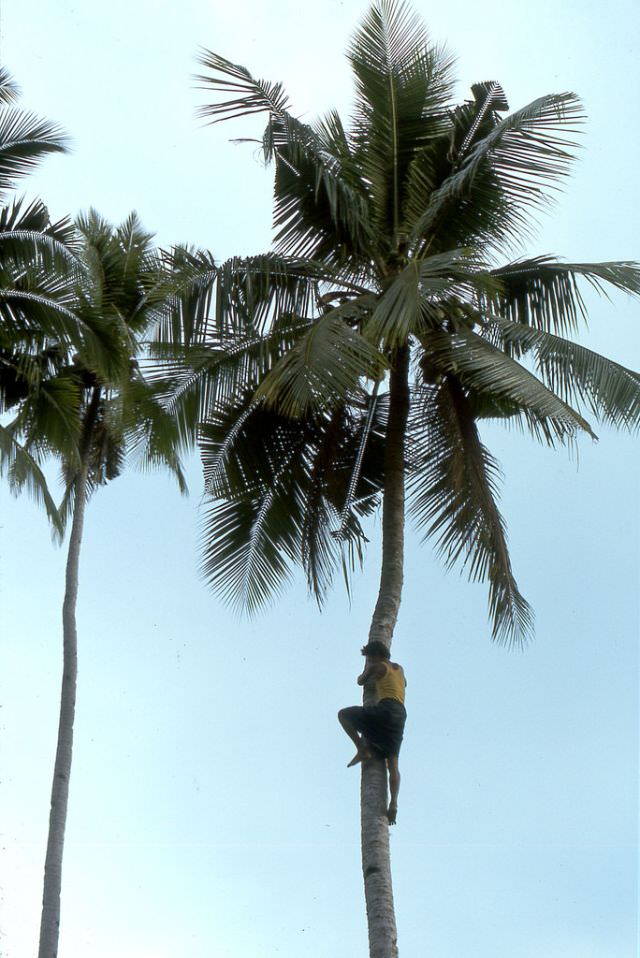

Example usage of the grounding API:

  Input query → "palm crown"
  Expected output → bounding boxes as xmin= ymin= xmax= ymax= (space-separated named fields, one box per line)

xmin=167 ymin=0 xmax=640 ymax=645
xmin=5 ymin=210 xmax=189 ymax=529
xmin=0 ymin=68 xmax=82 ymax=525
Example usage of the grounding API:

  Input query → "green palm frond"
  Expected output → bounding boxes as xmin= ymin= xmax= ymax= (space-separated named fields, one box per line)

xmin=301 ymin=406 xmax=360 ymax=603
xmin=270 ymin=112 xmax=373 ymax=265
xmin=195 ymin=50 xmax=291 ymax=122
xmin=199 ymin=390 xmax=386 ymax=610
xmin=0 ymin=287 xmax=80 ymax=347
xmin=409 ymin=378 xmax=534 ymax=645
xmin=254 ymin=311 xmax=383 ymax=416
xmin=153 ymin=244 xmax=217 ymax=347
xmin=422 ymin=327 xmax=595 ymax=443
xmin=152 ymin=312 xmax=311 ymax=445
xmin=120 ymin=379 xmax=188 ymax=493
xmin=0 ymin=421 xmax=62 ymax=532
xmin=0 ymin=197 xmax=78 ymax=266
xmin=214 ymin=253 xmax=321 ymax=334
xmin=335 ymin=385 xmax=381 ymax=537
xmin=349 ymin=0 xmax=455 ymax=243
xmin=412 ymin=92 xmax=583 ymax=250
xmin=200 ymin=398 xmax=305 ymax=611
xmin=366 ymin=260 xmax=423 ymax=346
xmin=8 ymin=374 xmax=81 ymax=466
xmin=200 ymin=491 xmax=300 ymax=614
xmin=488 ymin=318 xmax=640 ymax=429
xmin=76 ymin=208 xmax=165 ymax=331
xmin=0 ymin=202 xmax=79 ymax=351
xmin=351 ymin=0 xmax=432 ymax=73
xmin=454 ymin=82 xmax=510 ymax=158
xmin=302 ymin=394 xmax=386 ymax=599
xmin=483 ymin=257 xmax=640 ymax=336
xmin=0 ymin=108 xmax=68 ymax=194
xmin=197 ymin=52 xmax=375 ymax=266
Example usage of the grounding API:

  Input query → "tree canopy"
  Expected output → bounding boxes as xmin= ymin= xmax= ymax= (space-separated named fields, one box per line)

xmin=157 ymin=0 xmax=640 ymax=647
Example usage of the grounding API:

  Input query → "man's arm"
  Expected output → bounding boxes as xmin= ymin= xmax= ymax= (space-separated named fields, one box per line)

xmin=357 ymin=661 xmax=386 ymax=686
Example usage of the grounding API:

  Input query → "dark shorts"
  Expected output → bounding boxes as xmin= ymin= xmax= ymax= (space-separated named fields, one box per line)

xmin=341 ymin=699 xmax=407 ymax=758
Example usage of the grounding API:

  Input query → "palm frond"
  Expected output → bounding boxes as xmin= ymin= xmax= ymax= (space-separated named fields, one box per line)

xmin=199 ymin=398 xmax=306 ymax=611
xmin=351 ymin=0 xmax=431 ymax=71
xmin=412 ymin=92 xmax=584 ymax=250
xmin=483 ymin=257 xmax=640 ymax=336
xmin=0 ymin=108 xmax=68 ymax=194
xmin=198 ymin=50 xmax=375 ymax=267
xmin=456 ymin=82 xmax=509 ymax=157
xmin=0 ymin=197 xmax=79 ymax=279
xmin=349 ymin=0 xmax=456 ymax=245
xmin=301 ymin=406 xmax=356 ymax=603
xmin=487 ymin=318 xmax=640 ymax=430
xmin=409 ymin=378 xmax=534 ymax=645
xmin=421 ymin=327 xmax=596 ymax=444
xmin=302 ymin=393 xmax=387 ymax=600
xmin=199 ymin=389 xmax=385 ymax=610
xmin=195 ymin=50 xmax=290 ymax=122
xmin=150 ymin=313 xmax=311 ymax=448
xmin=0 ymin=69 xmax=19 ymax=105
xmin=270 ymin=111 xmax=373 ymax=265
xmin=0 ymin=421 xmax=62 ymax=532
xmin=336 ymin=385 xmax=380 ymax=537
xmin=119 ymin=379 xmax=189 ymax=493
xmin=214 ymin=253 xmax=322 ymax=335
xmin=154 ymin=244 xmax=217 ymax=347
xmin=254 ymin=311 xmax=383 ymax=416
xmin=5 ymin=373 xmax=81 ymax=470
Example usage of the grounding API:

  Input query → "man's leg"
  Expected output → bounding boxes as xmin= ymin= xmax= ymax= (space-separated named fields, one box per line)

xmin=338 ymin=707 xmax=374 ymax=767
xmin=386 ymin=755 xmax=401 ymax=824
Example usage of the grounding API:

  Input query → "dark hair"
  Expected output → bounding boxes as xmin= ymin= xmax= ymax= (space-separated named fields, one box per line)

xmin=360 ymin=641 xmax=390 ymax=660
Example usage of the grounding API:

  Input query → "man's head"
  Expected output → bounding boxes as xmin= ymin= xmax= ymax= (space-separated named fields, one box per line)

xmin=360 ymin=641 xmax=390 ymax=661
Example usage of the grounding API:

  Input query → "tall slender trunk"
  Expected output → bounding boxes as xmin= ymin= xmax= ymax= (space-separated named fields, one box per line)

xmin=361 ymin=344 xmax=410 ymax=958
xmin=38 ymin=390 xmax=99 ymax=958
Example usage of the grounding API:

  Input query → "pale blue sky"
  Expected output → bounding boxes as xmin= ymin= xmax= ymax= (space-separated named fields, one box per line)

xmin=0 ymin=2 xmax=638 ymax=957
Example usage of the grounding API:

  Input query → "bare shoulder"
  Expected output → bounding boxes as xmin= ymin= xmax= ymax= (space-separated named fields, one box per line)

xmin=390 ymin=662 xmax=407 ymax=685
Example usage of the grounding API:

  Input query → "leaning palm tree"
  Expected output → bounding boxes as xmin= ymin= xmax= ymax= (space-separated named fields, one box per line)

xmin=5 ymin=210 xmax=189 ymax=958
xmin=164 ymin=2 xmax=640 ymax=955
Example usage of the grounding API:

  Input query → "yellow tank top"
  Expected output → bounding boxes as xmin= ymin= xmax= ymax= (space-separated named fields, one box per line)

xmin=375 ymin=662 xmax=406 ymax=705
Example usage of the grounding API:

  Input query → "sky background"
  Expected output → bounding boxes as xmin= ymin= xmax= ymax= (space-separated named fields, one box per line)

xmin=0 ymin=1 xmax=638 ymax=957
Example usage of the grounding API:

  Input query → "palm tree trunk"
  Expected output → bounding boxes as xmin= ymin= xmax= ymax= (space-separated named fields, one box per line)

xmin=361 ymin=344 xmax=410 ymax=958
xmin=38 ymin=390 xmax=98 ymax=958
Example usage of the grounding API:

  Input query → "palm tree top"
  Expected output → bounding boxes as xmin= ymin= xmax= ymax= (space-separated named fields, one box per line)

xmin=173 ymin=0 xmax=640 ymax=646
xmin=196 ymin=0 xmax=586 ymax=273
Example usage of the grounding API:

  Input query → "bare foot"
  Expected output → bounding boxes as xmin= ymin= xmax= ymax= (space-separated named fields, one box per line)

xmin=387 ymin=802 xmax=398 ymax=825
xmin=347 ymin=748 xmax=373 ymax=767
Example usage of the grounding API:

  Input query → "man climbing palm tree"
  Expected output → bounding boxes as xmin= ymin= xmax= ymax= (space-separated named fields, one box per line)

xmin=339 ymin=641 xmax=407 ymax=825
xmin=171 ymin=2 xmax=640 ymax=953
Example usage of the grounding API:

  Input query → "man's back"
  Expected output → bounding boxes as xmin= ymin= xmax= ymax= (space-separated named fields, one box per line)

xmin=374 ymin=661 xmax=406 ymax=705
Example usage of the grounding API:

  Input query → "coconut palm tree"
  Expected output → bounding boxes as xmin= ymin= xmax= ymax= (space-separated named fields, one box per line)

xmin=163 ymin=2 xmax=640 ymax=954
xmin=5 ymin=209 xmax=189 ymax=958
